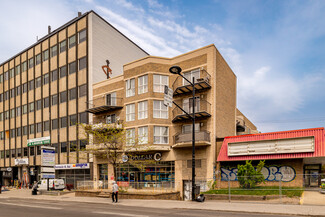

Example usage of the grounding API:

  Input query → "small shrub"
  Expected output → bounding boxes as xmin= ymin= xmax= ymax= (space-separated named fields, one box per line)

xmin=237 ymin=160 xmax=265 ymax=189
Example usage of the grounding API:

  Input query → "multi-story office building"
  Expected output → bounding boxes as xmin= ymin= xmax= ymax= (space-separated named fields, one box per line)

xmin=89 ymin=44 xmax=257 ymax=199
xmin=0 ymin=11 xmax=148 ymax=186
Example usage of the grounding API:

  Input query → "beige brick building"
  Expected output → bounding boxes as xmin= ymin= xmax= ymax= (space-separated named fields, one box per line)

xmin=89 ymin=44 xmax=257 ymax=198
xmin=0 ymin=11 xmax=148 ymax=187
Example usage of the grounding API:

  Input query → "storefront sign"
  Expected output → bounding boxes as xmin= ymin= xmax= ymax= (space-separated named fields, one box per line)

xmin=41 ymin=148 xmax=55 ymax=166
xmin=0 ymin=168 xmax=8 ymax=172
xmin=122 ymin=153 xmax=162 ymax=163
xmin=15 ymin=158 xmax=29 ymax=166
xmin=27 ymin=136 xmax=51 ymax=147
xmin=41 ymin=167 xmax=55 ymax=173
xmin=54 ymin=163 xmax=90 ymax=170
xmin=42 ymin=173 xmax=55 ymax=179
xmin=6 ymin=167 xmax=12 ymax=172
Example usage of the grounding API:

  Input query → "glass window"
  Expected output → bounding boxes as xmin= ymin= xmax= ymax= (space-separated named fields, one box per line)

xmin=16 ymin=86 xmax=21 ymax=96
xmin=79 ymin=140 xmax=87 ymax=150
xmin=43 ymin=49 xmax=49 ymax=62
xmin=106 ymin=92 xmax=116 ymax=106
xmin=16 ymin=107 xmax=21 ymax=116
xmin=37 ymin=146 xmax=42 ymax=155
xmin=60 ymin=66 xmax=67 ymax=78
xmin=29 ymin=102 xmax=34 ymax=112
xmin=61 ymin=142 xmax=67 ymax=153
xmin=36 ymin=122 xmax=42 ymax=133
xmin=30 ymin=147 xmax=35 ymax=156
xmin=69 ymin=114 xmax=77 ymax=126
xmin=154 ymin=126 xmax=169 ymax=144
xmin=4 ymin=71 xmax=8 ymax=81
xmin=51 ymin=143 xmax=58 ymax=153
xmin=126 ymin=103 xmax=135 ymax=122
xmin=59 ymin=40 xmax=66 ymax=53
xmin=0 ymin=94 xmax=2 ymax=102
xmin=22 ymin=61 xmax=27 ymax=72
xmin=0 ymin=113 xmax=3 ymax=121
xmin=22 ymin=105 xmax=28 ymax=114
xmin=4 ymin=91 xmax=8 ymax=100
xmin=52 ymin=119 xmax=58 ymax=130
xmin=79 ymin=84 xmax=87 ymax=97
xmin=79 ymin=112 xmax=88 ymax=124
xmin=183 ymin=97 xmax=200 ymax=114
xmin=78 ymin=29 xmax=86 ymax=43
xmin=36 ymin=100 xmax=42 ymax=110
xmin=51 ymin=94 xmax=58 ymax=105
xmin=44 ymin=97 xmax=49 ymax=108
xmin=23 ymin=83 xmax=28 ymax=93
xmin=50 ymin=45 xmax=57 ymax=57
xmin=0 ymin=150 xmax=3 ymax=158
xmin=44 ymin=120 xmax=50 ymax=131
xmin=183 ymin=69 xmax=200 ymax=85
xmin=35 ymin=77 xmax=42 ymax=88
xmin=126 ymin=78 xmax=135 ymax=97
xmin=16 ymin=128 xmax=21 ymax=137
xmin=70 ymin=141 xmax=77 ymax=152
xmin=138 ymin=101 xmax=148 ymax=120
xmin=138 ymin=75 xmax=148 ymax=94
xmin=10 ymin=89 xmax=15 ymax=98
xmin=60 ymin=117 xmax=67 ymax=128
xmin=43 ymin=73 xmax=49 ymax=85
xmin=23 ymin=126 xmax=28 ymax=135
xmin=23 ymin=147 xmax=28 ymax=157
xmin=182 ymin=123 xmax=200 ymax=133
xmin=28 ymin=58 xmax=34 ymax=68
xmin=29 ymin=80 xmax=34 ymax=90
xmin=10 ymin=109 xmax=15 ymax=118
xmin=36 ymin=54 xmax=41 ymax=65
xmin=138 ymin=126 xmax=148 ymax=144
xmin=51 ymin=69 xmax=58 ymax=81
xmin=69 ymin=61 xmax=76 ymax=74
xmin=11 ymin=149 xmax=15 ymax=158
xmin=79 ymin=57 xmax=87 ymax=70
xmin=17 ymin=148 xmax=22 ymax=157
xmin=9 ymin=68 xmax=15 ymax=78
xmin=60 ymin=91 xmax=67 ymax=103
xmin=153 ymin=74 xmax=168 ymax=93
xmin=0 ymin=132 xmax=4 ymax=140
xmin=153 ymin=100 xmax=168 ymax=119
xmin=106 ymin=114 xmax=116 ymax=124
xmin=69 ymin=88 xmax=77 ymax=100
xmin=29 ymin=124 xmax=34 ymax=134
xmin=15 ymin=65 xmax=20 ymax=75
xmin=126 ymin=128 xmax=135 ymax=146
xmin=69 ymin=35 xmax=76 ymax=48
xmin=0 ymin=74 xmax=3 ymax=83
xmin=5 ymin=150 xmax=9 ymax=158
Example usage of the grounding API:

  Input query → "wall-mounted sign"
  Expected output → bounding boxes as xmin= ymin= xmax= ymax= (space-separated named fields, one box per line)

xmin=41 ymin=167 xmax=55 ymax=173
xmin=42 ymin=173 xmax=55 ymax=179
xmin=15 ymin=158 xmax=29 ymax=166
xmin=164 ymin=86 xmax=173 ymax=107
xmin=122 ymin=153 xmax=162 ymax=163
xmin=54 ymin=163 xmax=90 ymax=170
xmin=41 ymin=148 xmax=55 ymax=167
xmin=7 ymin=167 xmax=12 ymax=172
xmin=27 ymin=136 xmax=51 ymax=147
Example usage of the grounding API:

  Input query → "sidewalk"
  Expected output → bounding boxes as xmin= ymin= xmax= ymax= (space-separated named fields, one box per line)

xmin=1 ymin=189 xmax=325 ymax=216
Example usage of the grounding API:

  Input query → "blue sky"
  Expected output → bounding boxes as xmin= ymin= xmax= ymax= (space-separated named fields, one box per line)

xmin=1 ymin=0 xmax=325 ymax=132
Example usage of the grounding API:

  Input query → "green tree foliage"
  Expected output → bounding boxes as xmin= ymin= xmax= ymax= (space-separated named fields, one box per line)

xmin=237 ymin=160 xmax=265 ymax=189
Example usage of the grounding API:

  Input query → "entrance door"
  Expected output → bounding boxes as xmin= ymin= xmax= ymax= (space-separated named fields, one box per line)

xmin=309 ymin=170 xmax=319 ymax=187
xmin=183 ymin=180 xmax=191 ymax=201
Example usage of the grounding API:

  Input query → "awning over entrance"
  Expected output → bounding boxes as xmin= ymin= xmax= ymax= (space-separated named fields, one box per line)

xmin=217 ymin=127 xmax=325 ymax=162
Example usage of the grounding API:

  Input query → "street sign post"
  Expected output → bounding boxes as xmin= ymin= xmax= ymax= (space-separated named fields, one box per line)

xmin=164 ymin=85 xmax=173 ymax=107
xmin=41 ymin=146 xmax=55 ymax=191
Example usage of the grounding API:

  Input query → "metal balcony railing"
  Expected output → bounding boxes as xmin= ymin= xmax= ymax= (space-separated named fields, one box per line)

xmin=172 ymin=99 xmax=211 ymax=123
xmin=172 ymin=69 xmax=211 ymax=97
xmin=174 ymin=130 xmax=210 ymax=144
xmin=86 ymin=97 xmax=123 ymax=114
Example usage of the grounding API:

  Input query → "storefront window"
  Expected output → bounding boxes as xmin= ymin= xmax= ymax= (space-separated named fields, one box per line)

xmin=99 ymin=164 xmax=108 ymax=180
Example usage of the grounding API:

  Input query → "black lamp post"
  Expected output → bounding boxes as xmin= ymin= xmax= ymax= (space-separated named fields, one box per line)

xmin=169 ymin=66 xmax=196 ymax=201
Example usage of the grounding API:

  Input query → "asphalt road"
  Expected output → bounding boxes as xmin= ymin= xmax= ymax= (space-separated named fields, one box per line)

xmin=0 ymin=198 xmax=304 ymax=217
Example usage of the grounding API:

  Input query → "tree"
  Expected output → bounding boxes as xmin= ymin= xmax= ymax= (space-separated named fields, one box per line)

xmin=237 ymin=160 xmax=265 ymax=189
xmin=81 ymin=121 xmax=154 ymax=181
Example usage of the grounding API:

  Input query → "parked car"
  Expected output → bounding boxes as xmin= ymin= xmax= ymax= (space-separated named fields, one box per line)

xmin=37 ymin=179 xmax=65 ymax=190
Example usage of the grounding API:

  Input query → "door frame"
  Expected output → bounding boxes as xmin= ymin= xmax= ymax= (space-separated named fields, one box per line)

xmin=303 ymin=164 xmax=321 ymax=187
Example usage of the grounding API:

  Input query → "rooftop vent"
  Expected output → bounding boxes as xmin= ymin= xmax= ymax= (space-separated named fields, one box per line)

xmin=78 ymin=12 xmax=82 ymax=17
xmin=48 ymin=25 xmax=51 ymax=34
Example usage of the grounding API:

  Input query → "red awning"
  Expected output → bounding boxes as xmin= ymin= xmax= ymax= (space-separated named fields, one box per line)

xmin=217 ymin=127 xmax=325 ymax=162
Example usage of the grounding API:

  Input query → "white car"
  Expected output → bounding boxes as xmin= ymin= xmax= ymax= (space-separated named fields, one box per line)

xmin=37 ymin=179 xmax=65 ymax=190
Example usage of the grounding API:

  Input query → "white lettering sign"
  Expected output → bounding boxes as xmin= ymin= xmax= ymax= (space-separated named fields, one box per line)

xmin=15 ymin=158 xmax=29 ymax=166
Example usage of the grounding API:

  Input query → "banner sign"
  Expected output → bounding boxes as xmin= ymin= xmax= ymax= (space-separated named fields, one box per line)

xmin=15 ymin=158 xmax=29 ymax=166
xmin=41 ymin=167 xmax=55 ymax=173
xmin=42 ymin=173 xmax=55 ymax=179
xmin=122 ymin=153 xmax=162 ymax=163
xmin=28 ymin=136 xmax=50 ymax=147
xmin=54 ymin=163 xmax=90 ymax=170
xmin=163 ymin=85 xmax=173 ymax=107
xmin=41 ymin=148 xmax=55 ymax=167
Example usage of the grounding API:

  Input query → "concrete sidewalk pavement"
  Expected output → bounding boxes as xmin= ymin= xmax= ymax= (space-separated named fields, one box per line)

xmin=1 ymin=189 xmax=325 ymax=216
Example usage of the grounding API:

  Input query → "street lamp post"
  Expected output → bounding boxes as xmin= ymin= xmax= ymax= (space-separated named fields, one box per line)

xmin=169 ymin=66 xmax=196 ymax=201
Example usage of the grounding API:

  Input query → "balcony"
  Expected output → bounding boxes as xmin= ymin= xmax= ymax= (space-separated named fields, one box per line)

xmin=172 ymin=69 xmax=211 ymax=97
xmin=173 ymin=131 xmax=211 ymax=148
xmin=86 ymin=97 xmax=123 ymax=114
xmin=172 ymin=99 xmax=211 ymax=123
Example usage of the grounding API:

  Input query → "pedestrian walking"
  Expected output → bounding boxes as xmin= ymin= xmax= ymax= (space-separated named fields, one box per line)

xmin=112 ymin=181 xmax=119 ymax=203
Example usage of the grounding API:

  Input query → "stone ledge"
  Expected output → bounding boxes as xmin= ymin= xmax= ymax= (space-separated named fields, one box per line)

xmin=205 ymin=194 xmax=289 ymax=201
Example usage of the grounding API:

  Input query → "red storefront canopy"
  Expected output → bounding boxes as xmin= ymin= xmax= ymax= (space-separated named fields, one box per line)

xmin=217 ymin=127 xmax=325 ymax=162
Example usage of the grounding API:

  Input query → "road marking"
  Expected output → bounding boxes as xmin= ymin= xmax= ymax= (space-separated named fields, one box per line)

xmin=0 ymin=201 xmax=62 ymax=210
xmin=93 ymin=211 xmax=149 ymax=217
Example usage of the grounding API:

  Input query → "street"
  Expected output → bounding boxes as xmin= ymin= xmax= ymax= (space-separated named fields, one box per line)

xmin=0 ymin=198 xmax=304 ymax=217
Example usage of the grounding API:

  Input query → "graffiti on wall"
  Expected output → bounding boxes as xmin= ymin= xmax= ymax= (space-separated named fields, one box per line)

xmin=221 ymin=166 xmax=296 ymax=182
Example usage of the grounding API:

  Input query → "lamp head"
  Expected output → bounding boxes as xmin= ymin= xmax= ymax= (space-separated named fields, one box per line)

xmin=169 ymin=66 xmax=182 ymax=75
